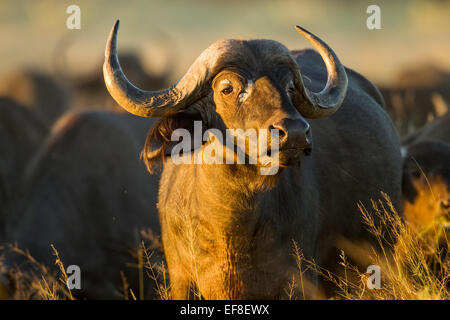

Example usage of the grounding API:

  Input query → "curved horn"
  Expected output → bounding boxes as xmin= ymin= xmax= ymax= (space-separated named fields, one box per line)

xmin=103 ymin=20 xmax=212 ymax=117
xmin=294 ymin=26 xmax=348 ymax=119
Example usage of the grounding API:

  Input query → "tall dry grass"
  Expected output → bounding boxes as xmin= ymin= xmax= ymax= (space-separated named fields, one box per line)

xmin=292 ymin=192 xmax=449 ymax=300
xmin=0 ymin=230 xmax=170 ymax=300
xmin=0 ymin=244 xmax=74 ymax=300
xmin=1 ymin=191 xmax=448 ymax=300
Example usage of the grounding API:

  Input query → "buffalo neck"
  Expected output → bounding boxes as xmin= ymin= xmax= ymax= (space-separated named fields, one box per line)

xmin=161 ymin=159 xmax=317 ymax=298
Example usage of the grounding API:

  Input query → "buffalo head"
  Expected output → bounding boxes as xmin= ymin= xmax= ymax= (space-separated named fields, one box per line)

xmin=103 ymin=20 xmax=348 ymax=169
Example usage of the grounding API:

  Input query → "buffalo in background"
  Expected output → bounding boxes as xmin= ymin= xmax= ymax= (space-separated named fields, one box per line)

xmin=401 ymin=112 xmax=450 ymax=281
xmin=0 ymin=33 xmax=173 ymax=299
xmin=402 ymin=112 xmax=450 ymax=228
xmin=0 ymin=98 xmax=47 ymax=236
xmin=3 ymin=111 xmax=162 ymax=299
xmin=379 ymin=64 xmax=450 ymax=137
xmin=0 ymin=70 xmax=70 ymax=128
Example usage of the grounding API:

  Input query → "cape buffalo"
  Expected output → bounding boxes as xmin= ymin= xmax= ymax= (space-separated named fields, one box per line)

xmin=0 ymin=70 xmax=70 ymax=127
xmin=4 ymin=110 xmax=161 ymax=299
xmin=103 ymin=21 xmax=402 ymax=299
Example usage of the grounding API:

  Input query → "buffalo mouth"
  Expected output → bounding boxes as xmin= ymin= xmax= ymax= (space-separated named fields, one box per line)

xmin=275 ymin=146 xmax=312 ymax=167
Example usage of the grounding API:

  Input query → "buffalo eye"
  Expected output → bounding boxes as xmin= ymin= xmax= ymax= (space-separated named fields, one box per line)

xmin=222 ymin=86 xmax=233 ymax=95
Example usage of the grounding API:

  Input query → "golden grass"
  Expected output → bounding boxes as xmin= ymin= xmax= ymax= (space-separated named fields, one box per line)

xmin=292 ymin=192 xmax=449 ymax=300
xmin=140 ymin=240 xmax=171 ymax=300
xmin=122 ymin=230 xmax=170 ymax=300
xmin=404 ymin=177 xmax=449 ymax=233
xmin=0 ymin=230 xmax=170 ymax=300
xmin=1 ymin=190 xmax=448 ymax=300
xmin=0 ymin=244 xmax=74 ymax=300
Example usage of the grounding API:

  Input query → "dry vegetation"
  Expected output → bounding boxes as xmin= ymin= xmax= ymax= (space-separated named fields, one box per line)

xmin=1 ymin=188 xmax=448 ymax=300
xmin=291 ymin=192 xmax=449 ymax=300
xmin=0 ymin=232 xmax=170 ymax=300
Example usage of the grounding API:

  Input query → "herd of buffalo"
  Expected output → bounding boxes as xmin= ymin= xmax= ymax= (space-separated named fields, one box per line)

xmin=0 ymin=21 xmax=449 ymax=299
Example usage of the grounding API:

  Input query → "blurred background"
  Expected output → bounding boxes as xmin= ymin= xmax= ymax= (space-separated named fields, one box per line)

xmin=1 ymin=0 xmax=450 ymax=85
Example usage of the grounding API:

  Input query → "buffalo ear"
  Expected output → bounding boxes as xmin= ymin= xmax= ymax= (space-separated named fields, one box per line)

xmin=141 ymin=112 xmax=207 ymax=173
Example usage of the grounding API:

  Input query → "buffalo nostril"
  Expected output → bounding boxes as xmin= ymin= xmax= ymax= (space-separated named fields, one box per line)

xmin=269 ymin=124 xmax=287 ymax=139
